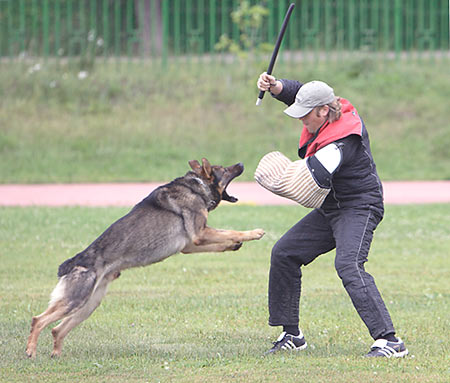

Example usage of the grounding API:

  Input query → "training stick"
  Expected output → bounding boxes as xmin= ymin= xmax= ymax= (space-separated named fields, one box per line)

xmin=256 ymin=3 xmax=295 ymax=106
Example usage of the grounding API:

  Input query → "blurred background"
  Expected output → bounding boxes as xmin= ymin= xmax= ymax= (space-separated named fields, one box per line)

xmin=0 ymin=0 xmax=449 ymax=183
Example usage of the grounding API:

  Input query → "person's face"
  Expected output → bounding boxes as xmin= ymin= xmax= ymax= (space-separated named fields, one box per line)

xmin=299 ymin=106 xmax=329 ymax=134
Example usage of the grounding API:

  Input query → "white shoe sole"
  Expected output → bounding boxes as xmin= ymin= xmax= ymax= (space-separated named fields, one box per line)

xmin=392 ymin=349 xmax=409 ymax=358
xmin=281 ymin=342 xmax=308 ymax=351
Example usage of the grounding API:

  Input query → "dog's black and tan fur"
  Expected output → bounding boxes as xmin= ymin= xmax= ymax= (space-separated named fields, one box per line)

xmin=26 ymin=158 xmax=264 ymax=358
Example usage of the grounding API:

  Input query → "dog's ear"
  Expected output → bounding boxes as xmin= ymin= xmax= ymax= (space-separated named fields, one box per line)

xmin=201 ymin=158 xmax=212 ymax=179
xmin=189 ymin=160 xmax=202 ymax=174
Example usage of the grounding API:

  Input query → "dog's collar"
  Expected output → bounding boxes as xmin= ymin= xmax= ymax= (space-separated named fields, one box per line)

xmin=194 ymin=177 xmax=207 ymax=188
xmin=193 ymin=176 xmax=219 ymax=211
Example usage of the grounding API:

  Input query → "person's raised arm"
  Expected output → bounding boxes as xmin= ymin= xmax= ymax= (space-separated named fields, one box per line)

xmin=257 ymin=72 xmax=303 ymax=106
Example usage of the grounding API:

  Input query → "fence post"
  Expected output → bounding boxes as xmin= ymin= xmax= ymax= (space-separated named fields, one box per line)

xmin=394 ymin=0 xmax=401 ymax=58
xmin=7 ymin=0 xmax=26 ymax=58
xmin=174 ymin=0 xmax=180 ymax=57
xmin=102 ymin=0 xmax=108 ymax=60
xmin=268 ymin=0 xmax=275 ymax=45
xmin=198 ymin=0 xmax=205 ymax=55
xmin=186 ymin=0 xmax=191 ymax=62
xmin=336 ymin=0 xmax=345 ymax=55
xmin=324 ymin=0 xmax=332 ymax=53
xmin=220 ymin=0 xmax=228 ymax=63
xmin=114 ymin=0 xmax=120 ymax=58
xmin=43 ymin=0 xmax=49 ymax=60
xmin=442 ymin=0 xmax=450 ymax=50
xmin=54 ymin=0 xmax=61 ymax=58
xmin=209 ymin=0 xmax=216 ymax=59
xmin=349 ymin=0 xmax=356 ymax=51
xmin=162 ymin=0 xmax=168 ymax=66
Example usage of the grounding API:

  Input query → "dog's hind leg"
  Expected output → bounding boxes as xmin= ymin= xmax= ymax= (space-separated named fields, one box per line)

xmin=26 ymin=266 xmax=97 ymax=358
xmin=50 ymin=271 xmax=118 ymax=357
xmin=26 ymin=279 xmax=71 ymax=358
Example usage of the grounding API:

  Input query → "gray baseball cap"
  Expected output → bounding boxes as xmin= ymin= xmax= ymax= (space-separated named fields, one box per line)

xmin=284 ymin=80 xmax=335 ymax=118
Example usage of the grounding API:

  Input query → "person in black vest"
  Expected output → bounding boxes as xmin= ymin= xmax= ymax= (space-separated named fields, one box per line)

xmin=256 ymin=72 xmax=408 ymax=358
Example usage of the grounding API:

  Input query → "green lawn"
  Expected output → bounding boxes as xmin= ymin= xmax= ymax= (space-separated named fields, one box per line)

xmin=1 ymin=58 xmax=449 ymax=183
xmin=1 ymin=204 xmax=448 ymax=382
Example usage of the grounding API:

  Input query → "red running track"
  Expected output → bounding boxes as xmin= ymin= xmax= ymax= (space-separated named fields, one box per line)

xmin=0 ymin=181 xmax=449 ymax=207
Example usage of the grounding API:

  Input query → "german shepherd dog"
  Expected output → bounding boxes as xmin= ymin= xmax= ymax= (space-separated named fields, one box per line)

xmin=26 ymin=158 xmax=265 ymax=358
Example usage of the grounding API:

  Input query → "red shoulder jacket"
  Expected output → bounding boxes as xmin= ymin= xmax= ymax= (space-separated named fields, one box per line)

xmin=298 ymin=98 xmax=363 ymax=158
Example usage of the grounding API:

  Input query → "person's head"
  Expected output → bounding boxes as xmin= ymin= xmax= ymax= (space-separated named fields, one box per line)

xmin=284 ymin=81 xmax=342 ymax=134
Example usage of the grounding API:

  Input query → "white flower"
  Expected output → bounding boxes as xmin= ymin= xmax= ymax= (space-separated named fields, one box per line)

xmin=97 ymin=38 xmax=104 ymax=47
xmin=28 ymin=63 xmax=42 ymax=74
xmin=78 ymin=71 xmax=88 ymax=80
xmin=49 ymin=81 xmax=57 ymax=88
xmin=88 ymin=29 xmax=96 ymax=42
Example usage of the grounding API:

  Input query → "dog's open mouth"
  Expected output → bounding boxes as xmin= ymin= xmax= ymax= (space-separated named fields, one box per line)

xmin=221 ymin=163 xmax=244 ymax=203
xmin=222 ymin=189 xmax=238 ymax=203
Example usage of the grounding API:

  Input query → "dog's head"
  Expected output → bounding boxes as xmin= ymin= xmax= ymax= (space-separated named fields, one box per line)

xmin=188 ymin=158 xmax=244 ymax=206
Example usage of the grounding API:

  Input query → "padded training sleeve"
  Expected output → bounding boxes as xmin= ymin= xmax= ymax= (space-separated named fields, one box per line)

xmin=254 ymin=151 xmax=331 ymax=208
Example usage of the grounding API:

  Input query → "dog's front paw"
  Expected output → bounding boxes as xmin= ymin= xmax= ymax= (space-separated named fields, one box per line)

xmin=25 ymin=347 xmax=36 ymax=359
xmin=251 ymin=228 xmax=265 ymax=240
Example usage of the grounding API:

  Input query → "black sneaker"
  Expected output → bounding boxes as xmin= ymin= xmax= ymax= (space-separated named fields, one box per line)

xmin=365 ymin=338 xmax=408 ymax=358
xmin=265 ymin=331 xmax=307 ymax=355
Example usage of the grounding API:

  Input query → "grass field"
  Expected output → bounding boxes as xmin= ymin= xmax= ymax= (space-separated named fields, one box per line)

xmin=1 ymin=58 xmax=449 ymax=183
xmin=1 ymin=204 xmax=449 ymax=382
xmin=0 ymin=55 xmax=449 ymax=382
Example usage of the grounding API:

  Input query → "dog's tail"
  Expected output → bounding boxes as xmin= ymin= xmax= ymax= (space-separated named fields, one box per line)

xmin=58 ymin=251 xmax=95 ymax=278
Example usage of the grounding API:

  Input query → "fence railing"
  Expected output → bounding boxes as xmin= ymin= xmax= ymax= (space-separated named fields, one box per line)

xmin=1 ymin=0 xmax=449 ymax=63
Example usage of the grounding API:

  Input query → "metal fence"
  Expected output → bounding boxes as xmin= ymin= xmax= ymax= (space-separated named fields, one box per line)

xmin=1 ymin=0 xmax=449 ymax=63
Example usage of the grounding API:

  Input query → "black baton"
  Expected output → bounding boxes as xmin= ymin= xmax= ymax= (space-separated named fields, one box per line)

xmin=256 ymin=3 xmax=295 ymax=106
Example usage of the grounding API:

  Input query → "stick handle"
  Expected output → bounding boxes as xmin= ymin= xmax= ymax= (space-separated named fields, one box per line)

xmin=256 ymin=3 xmax=295 ymax=106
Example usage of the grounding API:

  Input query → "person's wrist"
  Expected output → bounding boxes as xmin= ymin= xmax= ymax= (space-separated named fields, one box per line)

xmin=269 ymin=79 xmax=280 ymax=94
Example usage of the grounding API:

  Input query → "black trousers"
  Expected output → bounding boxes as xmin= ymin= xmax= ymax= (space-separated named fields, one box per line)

xmin=268 ymin=206 xmax=395 ymax=340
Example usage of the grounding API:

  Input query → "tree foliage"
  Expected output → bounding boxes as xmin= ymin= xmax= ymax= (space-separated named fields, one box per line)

xmin=215 ymin=1 xmax=272 ymax=59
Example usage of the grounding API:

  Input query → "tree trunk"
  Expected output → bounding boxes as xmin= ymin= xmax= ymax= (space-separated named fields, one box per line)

xmin=135 ymin=0 xmax=162 ymax=56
